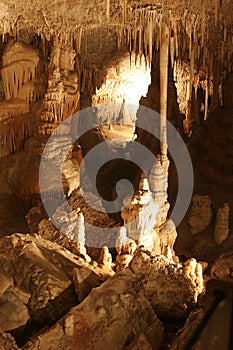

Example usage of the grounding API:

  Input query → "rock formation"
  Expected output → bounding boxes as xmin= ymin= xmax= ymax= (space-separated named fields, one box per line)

xmin=121 ymin=174 xmax=159 ymax=242
xmin=10 ymin=249 xmax=204 ymax=350
xmin=0 ymin=1 xmax=232 ymax=349
xmin=188 ymin=195 xmax=213 ymax=235
xmin=211 ymin=252 xmax=233 ymax=281
xmin=214 ymin=203 xmax=230 ymax=244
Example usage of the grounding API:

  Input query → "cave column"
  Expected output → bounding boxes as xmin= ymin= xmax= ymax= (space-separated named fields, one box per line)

xmin=159 ymin=22 xmax=169 ymax=157
xmin=159 ymin=23 xmax=170 ymax=179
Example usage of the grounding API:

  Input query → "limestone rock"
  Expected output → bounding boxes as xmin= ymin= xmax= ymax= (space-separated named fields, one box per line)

xmin=126 ymin=332 xmax=153 ymax=350
xmin=0 ymin=333 xmax=20 ymax=350
xmin=98 ymin=246 xmax=114 ymax=272
xmin=0 ymin=233 xmax=95 ymax=338
xmin=0 ymin=270 xmax=13 ymax=298
xmin=116 ymin=253 xmax=134 ymax=271
xmin=23 ymin=270 xmax=164 ymax=350
xmin=0 ymin=291 xmax=29 ymax=332
xmin=116 ymin=227 xmax=137 ymax=255
xmin=169 ymin=309 xmax=204 ymax=350
xmin=188 ymin=195 xmax=213 ymax=235
xmin=211 ymin=252 xmax=233 ymax=281
xmin=73 ymin=267 xmax=108 ymax=302
xmin=214 ymin=203 xmax=230 ymax=244
xmin=129 ymin=249 xmax=204 ymax=319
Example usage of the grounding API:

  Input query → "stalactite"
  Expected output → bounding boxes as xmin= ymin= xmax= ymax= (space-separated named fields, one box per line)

xmin=211 ymin=58 xmax=220 ymax=110
xmin=148 ymin=17 xmax=153 ymax=64
xmin=215 ymin=0 xmax=219 ymax=26
xmin=201 ymin=0 xmax=205 ymax=47
xmin=223 ymin=22 xmax=227 ymax=42
xmin=174 ymin=22 xmax=179 ymax=60
xmin=106 ymin=0 xmax=110 ymax=20
xmin=220 ymin=41 xmax=224 ymax=65
xmin=170 ymin=30 xmax=175 ymax=68
xmin=123 ymin=0 xmax=127 ymax=24
xmin=209 ymin=52 xmax=213 ymax=78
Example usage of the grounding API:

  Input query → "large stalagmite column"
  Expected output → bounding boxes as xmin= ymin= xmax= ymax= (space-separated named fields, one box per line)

xmin=160 ymin=23 xmax=169 ymax=156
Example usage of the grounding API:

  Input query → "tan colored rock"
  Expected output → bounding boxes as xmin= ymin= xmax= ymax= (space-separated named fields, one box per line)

xmin=157 ymin=219 xmax=177 ymax=256
xmin=116 ymin=253 xmax=134 ymax=271
xmin=121 ymin=185 xmax=159 ymax=242
xmin=116 ymin=227 xmax=137 ymax=255
xmin=188 ymin=195 xmax=213 ymax=234
xmin=23 ymin=269 xmax=164 ymax=350
xmin=169 ymin=309 xmax=204 ymax=350
xmin=130 ymin=249 xmax=204 ymax=319
xmin=211 ymin=252 xmax=233 ymax=282
xmin=214 ymin=203 xmax=230 ymax=244
xmin=126 ymin=332 xmax=153 ymax=350
xmin=0 ymin=291 xmax=29 ymax=332
xmin=99 ymin=246 xmax=113 ymax=271
xmin=0 ymin=333 xmax=20 ymax=350
xmin=0 ymin=270 xmax=13 ymax=298
xmin=73 ymin=266 xmax=110 ymax=302
xmin=0 ymin=233 xmax=98 ymax=335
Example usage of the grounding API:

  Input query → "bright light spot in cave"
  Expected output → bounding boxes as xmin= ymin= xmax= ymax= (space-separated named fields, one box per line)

xmin=92 ymin=53 xmax=151 ymax=126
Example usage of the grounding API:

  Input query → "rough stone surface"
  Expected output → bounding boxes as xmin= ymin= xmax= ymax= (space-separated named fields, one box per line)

xmin=22 ymin=269 xmax=164 ymax=350
xmin=129 ymin=250 xmax=204 ymax=320
xmin=188 ymin=195 xmax=213 ymax=235
xmin=214 ymin=203 xmax=230 ymax=245
xmin=169 ymin=309 xmax=204 ymax=350
xmin=211 ymin=252 xmax=233 ymax=282
xmin=0 ymin=333 xmax=20 ymax=350
xmin=0 ymin=233 xmax=107 ymax=340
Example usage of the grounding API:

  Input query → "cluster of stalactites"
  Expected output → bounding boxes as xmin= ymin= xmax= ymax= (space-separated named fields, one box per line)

xmin=116 ymin=1 xmax=233 ymax=125
xmin=38 ymin=33 xmax=80 ymax=134
xmin=117 ymin=1 xmax=232 ymax=70
xmin=1 ymin=40 xmax=43 ymax=103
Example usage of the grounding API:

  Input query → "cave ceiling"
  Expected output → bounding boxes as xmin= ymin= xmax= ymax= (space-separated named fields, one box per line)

xmin=0 ymin=1 xmax=233 ymax=75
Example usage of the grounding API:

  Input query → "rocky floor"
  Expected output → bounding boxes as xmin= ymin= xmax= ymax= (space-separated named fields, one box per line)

xmin=0 ymin=185 xmax=232 ymax=350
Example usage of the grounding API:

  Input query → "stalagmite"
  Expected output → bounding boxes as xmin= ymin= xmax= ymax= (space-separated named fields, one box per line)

xmin=116 ymin=227 xmax=137 ymax=256
xmin=72 ymin=208 xmax=90 ymax=262
xmin=186 ymin=258 xmax=197 ymax=278
xmin=160 ymin=22 xmax=169 ymax=156
xmin=99 ymin=246 xmax=112 ymax=270
xmin=73 ymin=208 xmax=85 ymax=246
xmin=165 ymin=245 xmax=173 ymax=261
xmin=214 ymin=203 xmax=230 ymax=244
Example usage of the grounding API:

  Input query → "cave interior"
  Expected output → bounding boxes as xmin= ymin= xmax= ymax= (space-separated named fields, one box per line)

xmin=0 ymin=1 xmax=233 ymax=350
